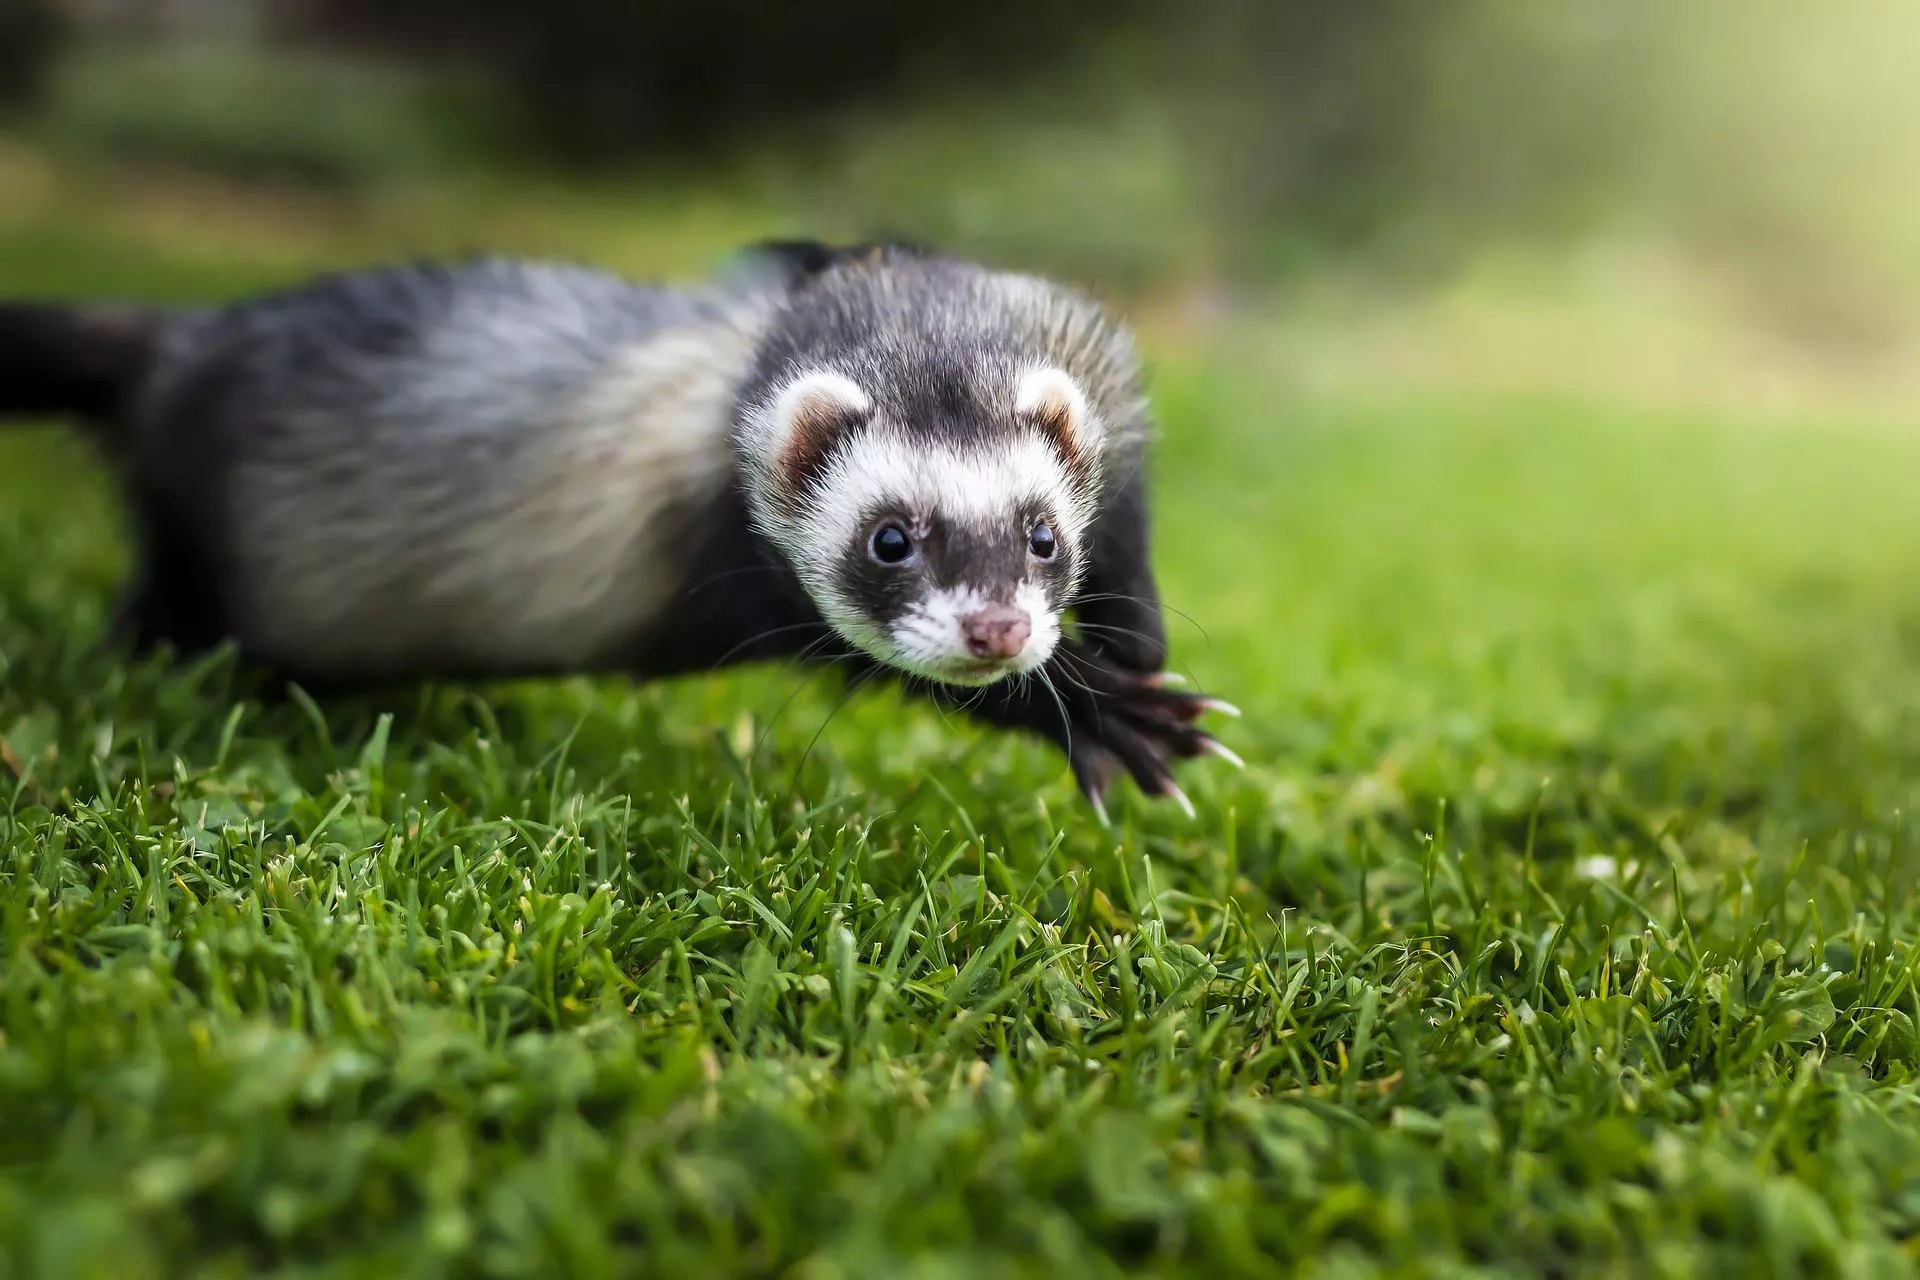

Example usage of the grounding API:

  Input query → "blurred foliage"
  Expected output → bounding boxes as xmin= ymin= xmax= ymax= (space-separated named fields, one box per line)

xmin=287 ymin=0 xmax=1463 ymax=270
xmin=25 ymin=39 xmax=512 ymax=188
xmin=2 ymin=0 xmax=1918 ymax=350
xmin=0 ymin=0 xmax=66 ymax=112
xmin=290 ymin=0 xmax=1158 ymax=165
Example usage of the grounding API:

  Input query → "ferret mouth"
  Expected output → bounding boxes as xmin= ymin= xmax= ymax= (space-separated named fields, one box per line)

xmin=939 ymin=656 xmax=1023 ymax=685
xmin=917 ymin=639 xmax=1059 ymax=687
xmin=880 ymin=647 xmax=1040 ymax=689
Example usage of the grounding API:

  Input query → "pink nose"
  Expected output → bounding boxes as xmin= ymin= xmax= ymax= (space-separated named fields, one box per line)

xmin=960 ymin=606 xmax=1032 ymax=659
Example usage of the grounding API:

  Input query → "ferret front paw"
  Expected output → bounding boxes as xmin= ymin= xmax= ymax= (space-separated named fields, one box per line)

xmin=1046 ymin=643 xmax=1242 ymax=822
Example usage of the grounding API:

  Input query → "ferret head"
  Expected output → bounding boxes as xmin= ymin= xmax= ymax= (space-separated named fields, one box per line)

xmin=739 ymin=358 xmax=1107 ymax=686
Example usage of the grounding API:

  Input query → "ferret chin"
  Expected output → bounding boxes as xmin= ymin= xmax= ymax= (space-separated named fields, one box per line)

xmin=0 ymin=239 xmax=1240 ymax=815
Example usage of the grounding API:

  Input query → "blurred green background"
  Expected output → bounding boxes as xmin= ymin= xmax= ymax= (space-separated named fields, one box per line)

xmin=5 ymin=0 xmax=1920 ymax=409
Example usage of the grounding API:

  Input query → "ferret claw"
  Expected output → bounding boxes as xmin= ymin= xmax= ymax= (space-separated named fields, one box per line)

xmin=1148 ymin=671 xmax=1189 ymax=688
xmin=1088 ymin=790 xmax=1112 ymax=828
xmin=1201 ymin=738 xmax=1246 ymax=769
xmin=1163 ymin=782 xmax=1197 ymax=821
xmin=1198 ymin=698 xmax=1242 ymax=719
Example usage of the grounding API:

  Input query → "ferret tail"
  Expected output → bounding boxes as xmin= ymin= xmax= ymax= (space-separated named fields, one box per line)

xmin=0 ymin=301 xmax=167 ymax=439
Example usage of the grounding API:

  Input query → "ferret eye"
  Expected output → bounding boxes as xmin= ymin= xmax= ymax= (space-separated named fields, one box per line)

xmin=1028 ymin=521 xmax=1057 ymax=560
xmin=870 ymin=523 xmax=914 ymax=564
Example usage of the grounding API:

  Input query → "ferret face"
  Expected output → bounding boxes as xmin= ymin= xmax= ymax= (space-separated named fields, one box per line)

xmin=742 ymin=365 xmax=1103 ymax=686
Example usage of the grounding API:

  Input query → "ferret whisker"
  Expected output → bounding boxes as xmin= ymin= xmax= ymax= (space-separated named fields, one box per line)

xmin=1072 ymin=621 xmax=1211 ymax=689
xmin=1049 ymin=661 xmax=1111 ymax=736
xmin=748 ymin=640 xmax=851 ymax=765
xmin=708 ymin=621 xmax=833 ymax=674
xmin=1052 ymin=662 xmax=1106 ymax=704
xmin=916 ymin=673 xmax=965 ymax=734
xmin=1074 ymin=593 xmax=1212 ymax=645
xmin=1073 ymin=621 xmax=1164 ymax=648
xmin=684 ymin=563 xmax=785 ymax=597
xmin=790 ymin=663 xmax=885 ymax=790
xmin=1037 ymin=666 xmax=1074 ymax=764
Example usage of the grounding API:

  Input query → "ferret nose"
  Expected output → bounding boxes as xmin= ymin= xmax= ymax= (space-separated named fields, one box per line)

xmin=960 ymin=605 xmax=1032 ymax=659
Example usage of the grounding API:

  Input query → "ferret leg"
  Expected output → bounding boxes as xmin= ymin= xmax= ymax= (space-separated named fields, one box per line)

xmin=107 ymin=504 xmax=230 ymax=657
xmin=909 ymin=639 xmax=1232 ymax=816
xmin=1073 ymin=469 xmax=1167 ymax=673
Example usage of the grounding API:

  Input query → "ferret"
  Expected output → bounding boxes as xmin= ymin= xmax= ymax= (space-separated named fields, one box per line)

xmin=0 ymin=240 xmax=1239 ymax=817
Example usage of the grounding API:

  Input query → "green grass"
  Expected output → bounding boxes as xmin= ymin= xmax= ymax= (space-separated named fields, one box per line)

xmin=8 ymin=237 xmax=1920 ymax=1280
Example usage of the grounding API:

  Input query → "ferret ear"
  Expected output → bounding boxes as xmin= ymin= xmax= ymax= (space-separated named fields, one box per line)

xmin=1016 ymin=366 xmax=1100 ymax=476
xmin=768 ymin=370 xmax=873 ymax=494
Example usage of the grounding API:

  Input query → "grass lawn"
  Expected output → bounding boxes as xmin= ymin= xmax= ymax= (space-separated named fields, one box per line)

xmin=7 ymin=196 xmax=1920 ymax=1278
